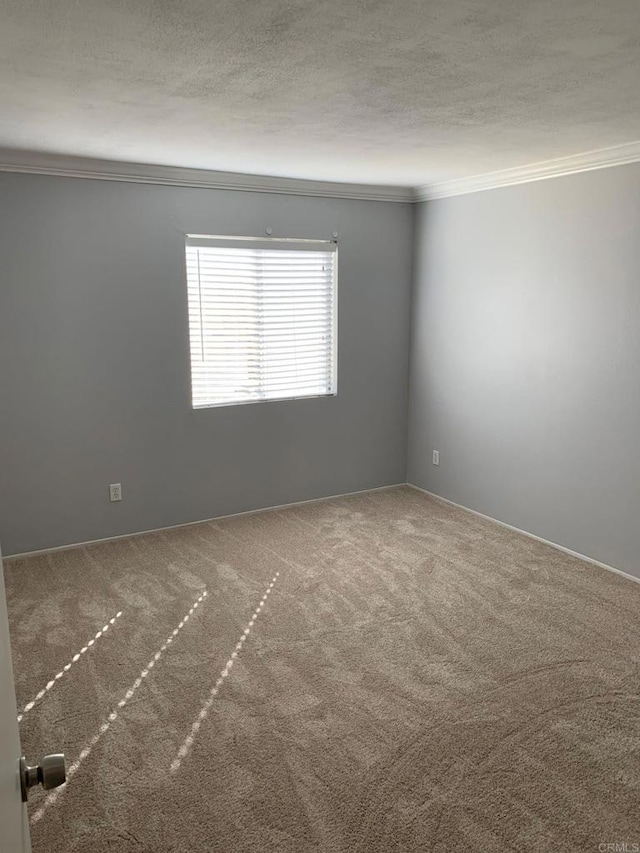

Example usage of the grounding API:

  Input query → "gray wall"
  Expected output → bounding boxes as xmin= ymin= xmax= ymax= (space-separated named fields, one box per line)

xmin=408 ymin=162 xmax=640 ymax=580
xmin=0 ymin=173 xmax=413 ymax=555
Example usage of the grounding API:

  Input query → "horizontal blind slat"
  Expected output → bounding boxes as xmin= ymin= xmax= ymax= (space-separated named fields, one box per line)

xmin=186 ymin=241 xmax=336 ymax=407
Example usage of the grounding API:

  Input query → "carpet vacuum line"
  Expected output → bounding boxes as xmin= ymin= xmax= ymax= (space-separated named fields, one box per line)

xmin=169 ymin=571 xmax=281 ymax=773
xmin=17 ymin=610 xmax=123 ymax=722
xmin=30 ymin=589 xmax=208 ymax=824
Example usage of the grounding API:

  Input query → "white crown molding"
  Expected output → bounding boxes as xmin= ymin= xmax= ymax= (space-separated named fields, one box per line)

xmin=0 ymin=149 xmax=414 ymax=203
xmin=3 ymin=140 xmax=640 ymax=204
xmin=416 ymin=140 xmax=640 ymax=201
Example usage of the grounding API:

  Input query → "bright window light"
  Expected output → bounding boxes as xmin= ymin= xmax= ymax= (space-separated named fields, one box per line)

xmin=185 ymin=235 xmax=338 ymax=409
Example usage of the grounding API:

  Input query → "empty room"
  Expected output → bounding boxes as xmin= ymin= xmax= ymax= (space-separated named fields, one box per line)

xmin=1 ymin=1 xmax=639 ymax=851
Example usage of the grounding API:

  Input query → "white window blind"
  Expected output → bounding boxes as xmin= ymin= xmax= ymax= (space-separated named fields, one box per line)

xmin=185 ymin=236 xmax=337 ymax=408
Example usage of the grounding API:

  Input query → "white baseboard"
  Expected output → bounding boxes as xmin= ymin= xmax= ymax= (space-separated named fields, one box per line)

xmin=406 ymin=483 xmax=640 ymax=588
xmin=3 ymin=483 xmax=404 ymax=561
xmin=10 ymin=482 xmax=639 ymax=590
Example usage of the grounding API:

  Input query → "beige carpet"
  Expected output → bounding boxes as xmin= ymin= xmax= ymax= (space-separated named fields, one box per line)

xmin=4 ymin=486 xmax=640 ymax=852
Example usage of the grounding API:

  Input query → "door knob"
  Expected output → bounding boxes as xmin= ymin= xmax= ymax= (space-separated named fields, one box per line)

xmin=20 ymin=754 xmax=66 ymax=802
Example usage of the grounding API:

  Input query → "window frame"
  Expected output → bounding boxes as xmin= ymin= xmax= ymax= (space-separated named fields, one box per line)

xmin=184 ymin=234 xmax=338 ymax=410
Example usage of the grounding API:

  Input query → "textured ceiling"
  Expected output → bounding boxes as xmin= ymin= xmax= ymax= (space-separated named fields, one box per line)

xmin=0 ymin=0 xmax=639 ymax=186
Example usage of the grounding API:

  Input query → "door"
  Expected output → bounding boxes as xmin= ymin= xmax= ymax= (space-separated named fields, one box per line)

xmin=0 ymin=542 xmax=31 ymax=853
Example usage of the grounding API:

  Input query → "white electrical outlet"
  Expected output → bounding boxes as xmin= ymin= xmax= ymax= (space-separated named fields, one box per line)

xmin=109 ymin=483 xmax=122 ymax=502
xmin=432 ymin=450 xmax=440 ymax=466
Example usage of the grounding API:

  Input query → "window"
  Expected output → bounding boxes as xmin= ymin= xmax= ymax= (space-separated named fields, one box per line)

xmin=185 ymin=235 xmax=337 ymax=408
